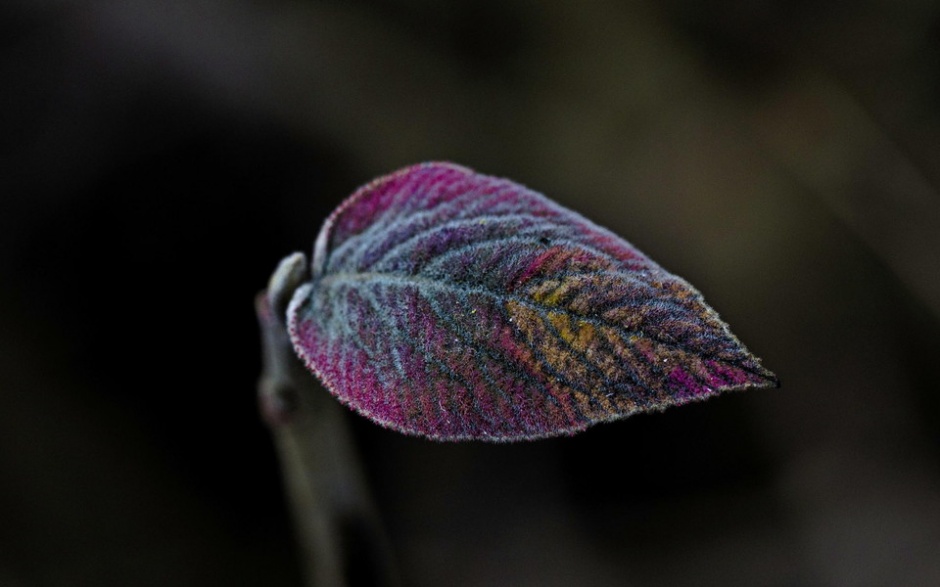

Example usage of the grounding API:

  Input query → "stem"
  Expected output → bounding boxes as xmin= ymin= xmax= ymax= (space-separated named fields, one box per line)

xmin=257 ymin=253 xmax=400 ymax=587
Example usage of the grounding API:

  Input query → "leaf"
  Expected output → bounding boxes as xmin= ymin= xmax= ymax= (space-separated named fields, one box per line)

xmin=287 ymin=162 xmax=778 ymax=441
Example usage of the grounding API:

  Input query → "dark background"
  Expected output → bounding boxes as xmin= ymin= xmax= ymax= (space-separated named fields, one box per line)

xmin=3 ymin=1 xmax=940 ymax=585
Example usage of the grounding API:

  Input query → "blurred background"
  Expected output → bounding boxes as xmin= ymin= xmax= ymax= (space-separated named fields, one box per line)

xmin=3 ymin=0 xmax=940 ymax=585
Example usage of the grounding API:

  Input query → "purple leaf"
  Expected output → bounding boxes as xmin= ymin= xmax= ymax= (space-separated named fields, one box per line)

xmin=287 ymin=162 xmax=778 ymax=441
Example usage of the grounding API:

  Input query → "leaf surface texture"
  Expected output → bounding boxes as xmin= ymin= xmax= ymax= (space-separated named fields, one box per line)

xmin=288 ymin=163 xmax=777 ymax=441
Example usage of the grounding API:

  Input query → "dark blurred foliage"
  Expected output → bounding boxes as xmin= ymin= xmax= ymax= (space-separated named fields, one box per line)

xmin=3 ymin=0 xmax=940 ymax=585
